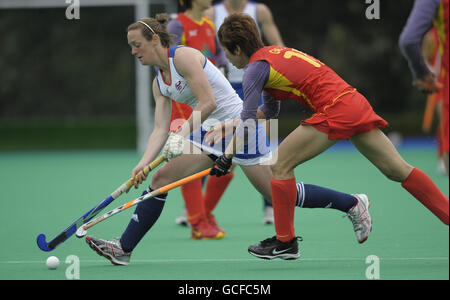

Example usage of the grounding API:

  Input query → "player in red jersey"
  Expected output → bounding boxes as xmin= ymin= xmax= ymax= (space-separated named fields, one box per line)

xmin=421 ymin=28 xmax=446 ymax=174
xmin=211 ymin=13 xmax=449 ymax=260
xmin=399 ymin=0 xmax=449 ymax=176
xmin=167 ymin=0 xmax=231 ymax=239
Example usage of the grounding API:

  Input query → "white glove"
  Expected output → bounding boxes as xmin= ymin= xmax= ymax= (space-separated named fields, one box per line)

xmin=162 ymin=132 xmax=185 ymax=160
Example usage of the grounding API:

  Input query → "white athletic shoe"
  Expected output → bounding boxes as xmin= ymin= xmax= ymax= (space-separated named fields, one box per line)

xmin=175 ymin=207 xmax=189 ymax=227
xmin=263 ymin=206 xmax=274 ymax=224
xmin=86 ymin=236 xmax=131 ymax=266
xmin=346 ymin=194 xmax=372 ymax=244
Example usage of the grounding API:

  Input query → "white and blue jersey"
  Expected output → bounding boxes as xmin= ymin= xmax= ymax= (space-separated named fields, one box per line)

xmin=155 ymin=46 xmax=272 ymax=166
xmin=213 ymin=1 xmax=260 ymax=84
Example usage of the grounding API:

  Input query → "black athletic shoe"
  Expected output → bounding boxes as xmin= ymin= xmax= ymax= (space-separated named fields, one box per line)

xmin=248 ymin=236 xmax=303 ymax=260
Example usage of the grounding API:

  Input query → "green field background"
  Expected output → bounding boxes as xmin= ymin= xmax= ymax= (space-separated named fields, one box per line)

xmin=0 ymin=146 xmax=448 ymax=280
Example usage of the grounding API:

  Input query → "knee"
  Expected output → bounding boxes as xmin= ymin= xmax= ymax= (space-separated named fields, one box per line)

xmin=270 ymin=163 xmax=282 ymax=178
xmin=150 ymin=168 xmax=169 ymax=188
xmin=270 ymin=161 xmax=293 ymax=179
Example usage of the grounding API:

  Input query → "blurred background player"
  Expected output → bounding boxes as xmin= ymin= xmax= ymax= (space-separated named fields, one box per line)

xmin=205 ymin=0 xmax=285 ymax=224
xmin=421 ymin=28 xmax=446 ymax=174
xmin=214 ymin=13 xmax=449 ymax=260
xmin=399 ymin=0 xmax=449 ymax=176
xmin=167 ymin=0 xmax=231 ymax=239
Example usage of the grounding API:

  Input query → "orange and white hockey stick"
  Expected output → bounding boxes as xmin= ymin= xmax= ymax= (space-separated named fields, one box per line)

xmin=75 ymin=168 xmax=211 ymax=237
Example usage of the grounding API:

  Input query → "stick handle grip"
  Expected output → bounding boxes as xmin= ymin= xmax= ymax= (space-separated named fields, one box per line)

xmin=82 ymin=168 xmax=211 ymax=232
xmin=111 ymin=155 xmax=165 ymax=199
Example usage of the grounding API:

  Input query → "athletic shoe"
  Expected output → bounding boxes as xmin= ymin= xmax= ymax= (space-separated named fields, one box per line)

xmin=346 ymin=194 xmax=372 ymax=244
xmin=437 ymin=158 xmax=447 ymax=175
xmin=85 ymin=236 xmax=131 ymax=266
xmin=206 ymin=213 xmax=226 ymax=236
xmin=175 ymin=207 xmax=189 ymax=227
xmin=191 ymin=217 xmax=226 ymax=240
xmin=262 ymin=206 xmax=274 ymax=224
xmin=248 ymin=236 xmax=302 ymax=260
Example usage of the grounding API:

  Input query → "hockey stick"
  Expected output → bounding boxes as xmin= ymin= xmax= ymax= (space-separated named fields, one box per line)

xmin=36 ymin=155 xmax=166 ymax=252
xmin=76 ymin=168 xmax=212 ymax=237
xmin=422 ymin=93 xmax=438 ymax=133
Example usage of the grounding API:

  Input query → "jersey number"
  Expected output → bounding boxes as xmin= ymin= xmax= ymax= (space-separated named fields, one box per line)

xmin=284 ymin=49 xmax=323 ymax=68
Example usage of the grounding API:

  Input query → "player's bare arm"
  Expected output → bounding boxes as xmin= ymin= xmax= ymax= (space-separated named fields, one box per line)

xmin=131 ymin=78 xmax=172 ymax=188
xmin=173 ymin=47 xmax=218 ymax=137
xmin=257 ymin=3 xmax=284 ymax=46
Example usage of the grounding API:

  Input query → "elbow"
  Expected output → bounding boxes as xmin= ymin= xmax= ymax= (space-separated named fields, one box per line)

xmin=196 ymin=99 xmax=217 ymax=119
xmin=398 ymin=35 xmax=408 ymax=53
xmin=398 ymin=30 xmax=409 ymax=50
xmin=260 ymin=105 xmax=280 ymax=119
xmin=198 ymin=101 xmax=217 ymax=121
xmin=398 ymin=33 xmax=417 ymax=54
xmin=207 ymin=101 xmax=217 ymax=115
xmin=398 ymin=41 xmax=409 ymax=54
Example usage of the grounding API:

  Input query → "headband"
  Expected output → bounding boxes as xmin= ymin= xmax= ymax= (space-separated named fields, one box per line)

xmin=138 ymin=20 xmax=156 ymax=35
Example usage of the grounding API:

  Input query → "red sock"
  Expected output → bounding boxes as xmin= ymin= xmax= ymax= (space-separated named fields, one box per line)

xmin=181 ymin=179 xmax=204 ymax=225
xmin=203 ymin=172 xmax=234 ymax=214
xmin=401 ymin=168 xmax=449 ymax=225
xmin=271 ymin=178 xmax=297 ymax=242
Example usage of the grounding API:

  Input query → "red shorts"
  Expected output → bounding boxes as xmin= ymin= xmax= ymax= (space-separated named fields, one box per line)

xmin=302 ymin=91 xmax=388 ymax=140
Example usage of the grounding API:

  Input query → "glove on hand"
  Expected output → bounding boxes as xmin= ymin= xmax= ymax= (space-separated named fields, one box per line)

xmin=210 ymin=155 xmax=232 ymax=177
xmin=162 ymin=132 xmax=184 ymax=160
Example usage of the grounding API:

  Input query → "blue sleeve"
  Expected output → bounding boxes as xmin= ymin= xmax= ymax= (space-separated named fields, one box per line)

xmin=260 ymin=92 xmax=280 ymax=119
xmin=241 ymin=61 xmax=271 ymax=121
xmin=167 ymin=19 xmax=184 ymax=46
xmin=214 ymin=36 xmax=228 ymax=68
xmin=399 ymin=0 xmax=441 ymax=79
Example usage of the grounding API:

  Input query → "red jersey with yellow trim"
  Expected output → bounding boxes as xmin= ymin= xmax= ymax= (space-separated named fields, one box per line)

xmin=177 ymin=13 xmax=217 ymax=65
xmin=433 ymin=0 xmax=449 ymax=72
xmin=434 ymin=0 xmax=449 ymax=153
xmin=249 ymin=46 xmax=355 ymax=113
xmin=170 ymin=13 xmax=217 ymax=128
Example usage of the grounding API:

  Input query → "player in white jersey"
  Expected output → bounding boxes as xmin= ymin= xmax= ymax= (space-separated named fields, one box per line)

xmin=83 ymin=14 xmax=276 ymax=265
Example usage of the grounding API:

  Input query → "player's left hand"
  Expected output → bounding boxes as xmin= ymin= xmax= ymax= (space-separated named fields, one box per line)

xmin=128 ymin=162 xmax=148 ymax=192
xmin=210 ymin=155 xmax=233 ymax=177
xmin=414 ymin=72 xmax=443 ymax=94
xmin=162 ymin=132 xmax=184 ymax=160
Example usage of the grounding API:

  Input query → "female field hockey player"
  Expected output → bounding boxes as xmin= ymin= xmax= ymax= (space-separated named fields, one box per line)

xmin=86 ymin=14 xmax=375 ymax=265
xmin=211 ymin=13 xmax=449 ymax=260
xmin=167 ymin=0 xmax=232 ymax=239
xmin=399 ymin=0 xmax=449 ymax=176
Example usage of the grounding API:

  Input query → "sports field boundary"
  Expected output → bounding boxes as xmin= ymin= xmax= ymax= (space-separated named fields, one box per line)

xmin=1 ymin=256 xmax=448 ymax=264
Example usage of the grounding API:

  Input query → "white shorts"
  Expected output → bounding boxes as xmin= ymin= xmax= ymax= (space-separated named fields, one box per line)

xmin=188 ymin=124 xmax=273 ymax=166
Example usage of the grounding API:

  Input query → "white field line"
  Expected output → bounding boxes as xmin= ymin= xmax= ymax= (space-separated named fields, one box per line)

xmin=0 ymin=257 xmax=448 ymax=264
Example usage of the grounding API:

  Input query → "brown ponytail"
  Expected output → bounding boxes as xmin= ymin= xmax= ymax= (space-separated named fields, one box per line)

xmin=127 ymin=13 xmax=174 ymax=47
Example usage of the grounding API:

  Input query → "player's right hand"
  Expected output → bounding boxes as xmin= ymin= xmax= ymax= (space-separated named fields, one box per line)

xmin=414 ymin=72 xmax=443 ymax=94
xmin=210 ymin=155 xmax=233 ymax=177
